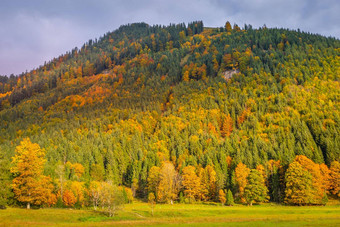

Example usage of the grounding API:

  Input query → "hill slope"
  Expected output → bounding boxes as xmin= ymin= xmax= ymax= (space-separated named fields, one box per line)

xmin=0 ymin=21 xmax=339 ymax=202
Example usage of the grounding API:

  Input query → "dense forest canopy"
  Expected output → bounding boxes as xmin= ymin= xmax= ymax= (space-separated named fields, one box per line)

xmin=0 ymin=21 xmax=339 ymax=208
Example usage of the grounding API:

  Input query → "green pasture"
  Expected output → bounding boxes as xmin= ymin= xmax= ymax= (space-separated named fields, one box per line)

xmin=0 ymin=202 xmax=339 ymax=226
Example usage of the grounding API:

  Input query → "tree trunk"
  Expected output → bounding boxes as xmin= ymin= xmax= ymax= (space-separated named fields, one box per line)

xmin=27 ymin=203 xmax=30 ymax=209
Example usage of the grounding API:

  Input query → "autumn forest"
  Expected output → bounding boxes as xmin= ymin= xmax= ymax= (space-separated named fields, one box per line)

xmin=0 ymin=21 xmax=339 ymax=215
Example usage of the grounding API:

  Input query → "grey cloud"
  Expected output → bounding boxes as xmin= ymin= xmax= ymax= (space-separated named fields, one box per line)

xmin=0 ymin=0 xmax=339 ymax=76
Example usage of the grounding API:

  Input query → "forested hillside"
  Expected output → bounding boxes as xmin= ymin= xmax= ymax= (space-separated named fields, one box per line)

xmin=0 ymin=21 xmax=339 ymax=209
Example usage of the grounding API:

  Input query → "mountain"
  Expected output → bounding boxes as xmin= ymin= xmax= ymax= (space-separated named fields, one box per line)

xmin=0 ymin=21 xmax=339 ymax=202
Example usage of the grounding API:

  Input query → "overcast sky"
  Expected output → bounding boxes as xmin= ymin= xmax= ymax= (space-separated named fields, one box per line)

xmin=0 ymin=0 xmax=339 ymax=76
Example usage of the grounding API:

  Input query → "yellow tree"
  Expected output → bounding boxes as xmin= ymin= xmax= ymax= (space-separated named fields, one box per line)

xmin=70 ymin=181 xmax=85 ymax=206
xmin=11 ymin=138 xmax=54 ymax=209
xmin=72 ymin=163 xmax=85 ymax=180
xmin=156 ymin=162 xmax=180 ymax=204
xmin=182 ymin=165 xmax=201 ymax=202
xmin=147 ymin=166 xmax=161 ymax=196
xmin=285 ymin=161 xmax=313 ymax=205
xmin=218 ymin=189 xmax=226 ymax=206
xmin=221 ymin=115 xmax=233 ymax=138
xmin=225 ymin=21 xmax=232 ymax=33
xmin=235 ymin=162 xmax=250 ymax=203
xmin=294 ymin=155 xmax=327 ymax=203
xmin=148 ymin=192 xmax=156 ymax=216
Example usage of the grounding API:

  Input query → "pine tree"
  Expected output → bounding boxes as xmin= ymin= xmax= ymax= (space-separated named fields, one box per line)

xmin=329 ymin=161 xmax=340 ymax=197
xmin=200 ymin=165 xmax=217 ymax=201
xmin=244 ymin=170 xmax=269 ymax=206
xmin=226 ymin=189 xmax=234 ymax=206
xmin=235 ymin=162 xmax=250 ymax=203
xmin=0 ymin=151 xmax=11 ymax=209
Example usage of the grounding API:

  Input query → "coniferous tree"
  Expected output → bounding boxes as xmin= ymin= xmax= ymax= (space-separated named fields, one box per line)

xmin=244 ymin=169 xmax=269 ymax=206
xmin=329 ymin=161 xmax=340 ymax=197
xmin=0 ymin=151 xmax=11 ymax=209
xmin=226 ymin=189 xmax=234 ymax=206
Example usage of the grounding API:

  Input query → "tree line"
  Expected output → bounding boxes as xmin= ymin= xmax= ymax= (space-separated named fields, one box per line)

xmin=1 ymin=138 xmax=338 ymax=211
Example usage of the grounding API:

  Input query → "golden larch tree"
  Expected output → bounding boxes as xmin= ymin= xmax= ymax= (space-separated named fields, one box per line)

xmin=221 ymin=115 xmax=233 ymax=138
xmin=235 ymin=162 xmax=250 ymax=203
xmin=182 ymin=165 xmax=201 ymax=202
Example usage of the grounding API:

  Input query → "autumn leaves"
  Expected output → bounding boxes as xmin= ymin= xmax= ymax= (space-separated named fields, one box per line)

xmin=11 ymin=138 xmax=55 ymax=209
xmin=8 ymin=137 xmax=340 ymax=209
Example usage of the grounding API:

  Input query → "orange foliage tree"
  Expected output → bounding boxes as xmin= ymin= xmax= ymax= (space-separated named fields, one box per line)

xmin=285 ymin=155 xmax=329 ymax=205
xmin=220 ymin=115 xmax=233 ymax=138
xmin=11 ymin=138 xmax=55 ymax=209
xmin=294 ymin=155 xmax=328 ymax=203
xmin=63 ymin=189 xmax=77 ymax=207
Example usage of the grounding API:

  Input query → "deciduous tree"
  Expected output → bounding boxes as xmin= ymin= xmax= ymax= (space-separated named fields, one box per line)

xmin=225 ymin=21 xmax=232 ymax=33
xmin=235 ymin=162 xmax=250 ymax=203
xmin=285 ymin=161 xmax=313 ymax=205
xmin=11 ymin=138 xmax=54 ymax=209
xmin=218 ymin=189 xmax=226 ymax=206
xmin=147 ymin=166 xmax=160 ymax=195
xmin=156 ymin=162 xmax=180 ymax=204
xmin=182 ymin=165 xmax=201 ymax=202
xmin=148 ymin=192 xmax=156 ymax=216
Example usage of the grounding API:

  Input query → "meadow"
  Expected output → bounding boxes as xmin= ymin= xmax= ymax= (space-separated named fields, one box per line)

xmin=0 ymin=202 xmax=339 ymax=226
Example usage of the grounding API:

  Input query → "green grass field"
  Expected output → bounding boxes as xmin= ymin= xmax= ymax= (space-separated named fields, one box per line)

xmin=0 ymin=203 xmax=339 ymax=226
